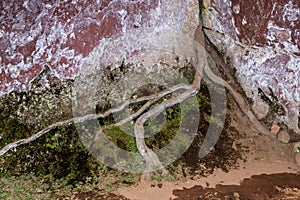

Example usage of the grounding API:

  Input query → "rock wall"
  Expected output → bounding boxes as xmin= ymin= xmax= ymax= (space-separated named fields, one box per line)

xmin=2 ymin=0 xmax=298 ymax=135
xmin=0 ymin=0 xmax=200 ymax=128
xmin=202 ymin=0 xmax=300 ymax=133
xmin=0 ymin=0 xmax=199 ymax=96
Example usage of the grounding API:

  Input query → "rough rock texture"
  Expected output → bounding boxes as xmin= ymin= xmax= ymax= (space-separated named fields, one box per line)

xmin=0 ymin=0 xmax=199 ymax=96
xmin=202 ymin=0 xmax=300 ymax=133
xmin=0 ymin=0 xmax=200 ymax=127
xmin=0 ymin=66 xmax=73 ymax=130
xmin=277 ymin=129 xmax=291 ymax=143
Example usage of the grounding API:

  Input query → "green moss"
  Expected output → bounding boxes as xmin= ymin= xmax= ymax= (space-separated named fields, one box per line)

xmin=0 ymin=124 xmax=97 ymax=185
xmin=0 ymin=113 xmax=31 ymax=149
xmin=0 ymin=62 xmax=245 ymax=193
xmin=145 ymin=104 xmax=182 ymax=150
xmin=178 ymin=63 xmax=196 ymax=84
xmin=104 ymin=126 xmax=138 ymax=153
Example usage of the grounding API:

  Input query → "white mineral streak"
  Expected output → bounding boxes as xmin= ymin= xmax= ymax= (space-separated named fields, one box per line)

xmin=118 ymin=9 xmax=128 ymax=33
xmin=283 ymin=1 xmax=300 ymax=22
xmin=232 ymin=4 xmax=240 ymax=14
xmin=203 ymin=0 xmax=300 ymax=132
xmin=0 ymin=0 xmax=199 ymax=96
xmin=1 ymin=1 xmax=80 ymax=94
xmin=242 ymin=17 xmax=247 ymax=25
xmin=81 ymin=0 xmax=199 ymax=71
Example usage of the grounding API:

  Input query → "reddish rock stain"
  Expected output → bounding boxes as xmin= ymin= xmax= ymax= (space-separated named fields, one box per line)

xmin=230 ymin=0 xmax=300 ymax=47
xmin=0 ymin=0 xmax=160 ymax=94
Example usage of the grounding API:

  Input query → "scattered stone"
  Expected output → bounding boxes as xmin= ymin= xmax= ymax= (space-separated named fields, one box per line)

xmin=232 ymin=141 xmax=238 ymax=151
xmin=293 ymin=142 xmax=300 ymax=153
xmin=233 ymin=192 xmax=240 ymax=200
xmin=277 ymin=130 xmax=290 ymax=143
xmin=36 ymin=188 xmax=43 ymax=193
xmin=270 ymin=123 xmax=281 ymax=135
xmin=202 ymin=0 xmax=300 ymax=133
xmin=252 ymin=99 xmax=270 ymax=120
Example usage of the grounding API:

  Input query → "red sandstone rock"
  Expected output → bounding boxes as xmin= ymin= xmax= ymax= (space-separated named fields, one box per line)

xmin=277 ymin=130 xmax=291 ymax=143
xmin=203 ymin=0 xmax=300 ymax=133
xmin=0 ymin=0 xmax=199 ymax=96
xmin=270 ymin=123 xmax=281 ymax=135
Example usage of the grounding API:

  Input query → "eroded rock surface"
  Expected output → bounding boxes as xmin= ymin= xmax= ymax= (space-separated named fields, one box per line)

xmin=0 ymin=0 xmax=199 ymax=95
xmin=0 ymin=0 xmax=200 ymax=127
xmin=202 ymin=0 xmax=300 ymax=133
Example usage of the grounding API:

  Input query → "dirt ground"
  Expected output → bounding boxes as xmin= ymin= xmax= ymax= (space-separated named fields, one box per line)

xmin=172 ymin=173 xmax=300 ymax=200
xmin=61 ymin=96 xmax=300 ymax=200
xmin=116 ymin=97 xmax=300 ymax=200
xmin=113 ymin=32 xmax=300 ymax=200
xmin=58 ymin=23 xmax=300 ymax=200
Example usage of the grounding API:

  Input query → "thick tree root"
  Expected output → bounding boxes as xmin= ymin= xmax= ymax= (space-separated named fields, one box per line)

xmin=204 ymin=65 xmax=270 ymax=135
xmin=134 ymin=71 xmax=201 ymax=178
xmin=0 ymin=83 xmax=190 ymax=156
xmin=0 ymin=63 xmax=271 ymax=181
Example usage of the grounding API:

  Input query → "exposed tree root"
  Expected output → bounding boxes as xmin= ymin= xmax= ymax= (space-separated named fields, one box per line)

xmin=0 ymin=83 xmax=190 ymax=156
xmin=135 ymin=71 xmax=202 ymax=178
xmin=0 ymin=62 xmax=270 ymax=180
xmin=203 ymin=66 xmax=270 ymax=135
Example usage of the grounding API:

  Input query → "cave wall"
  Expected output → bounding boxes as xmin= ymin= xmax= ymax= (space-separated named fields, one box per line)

xmin=202 ymin=0 xmax=300 ymax=133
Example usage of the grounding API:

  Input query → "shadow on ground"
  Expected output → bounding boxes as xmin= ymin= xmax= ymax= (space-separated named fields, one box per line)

xmin=172 ymin=173 xmax=300 ymax=200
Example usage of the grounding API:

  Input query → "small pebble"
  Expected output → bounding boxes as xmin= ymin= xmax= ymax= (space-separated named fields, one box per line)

xmin=277 ymin=130 xmax=290 ymax=143
xmin=270 ymin=123 xmax=280 ymax=135
xmin=233 ymin=192 xmax=240 ymax=200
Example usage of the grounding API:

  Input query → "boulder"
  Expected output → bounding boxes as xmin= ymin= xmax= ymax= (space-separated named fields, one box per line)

xmin=277 ymin=130 xmax=290 ymax=143
xmin=202 ymin=0 xmax=300 ymax=133
xmin=0 ymin=0 xmax=200 ymax=127
xmin=0 ymin=0 xmax=200 ymax=96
